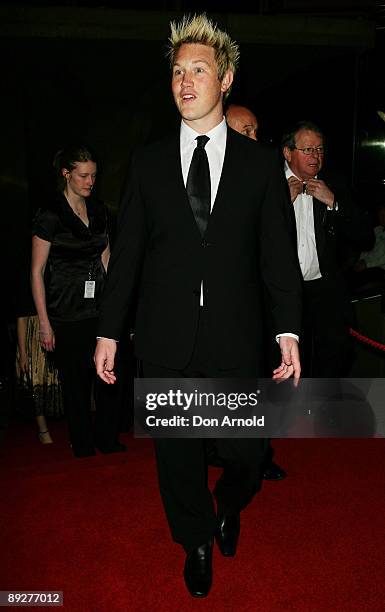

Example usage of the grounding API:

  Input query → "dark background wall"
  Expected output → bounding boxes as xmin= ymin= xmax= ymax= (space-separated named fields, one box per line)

xmin=4 ymin=36 xmax=362 ymax=208
xmin=1 ymin=3 xmax=383 ymax=206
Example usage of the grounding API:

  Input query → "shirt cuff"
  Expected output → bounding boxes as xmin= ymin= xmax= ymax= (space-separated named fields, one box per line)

xmin=276 ymin=333 xmax=299 ymax=344
xmin=327 ymin=199 xmax=338 ymax=211
xmin=96 ymin=336 xmax=119 ymax=342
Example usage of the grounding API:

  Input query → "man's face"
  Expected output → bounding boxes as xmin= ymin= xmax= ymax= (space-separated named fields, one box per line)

xmin=172 ymin=43 xmax=233 ymax=132
xmin=283 ymin=129 xmax=324 ymax=181
xmin=227 ymin=106 xmax=258 ymax=140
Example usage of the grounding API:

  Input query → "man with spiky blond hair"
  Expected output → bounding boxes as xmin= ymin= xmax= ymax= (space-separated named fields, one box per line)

xmin=95 ymin=13 xmax=302 ymax=597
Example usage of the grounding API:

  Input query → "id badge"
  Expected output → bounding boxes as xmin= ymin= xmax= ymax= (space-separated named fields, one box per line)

xmin=84 ymin=280 xmax=96 ymax=298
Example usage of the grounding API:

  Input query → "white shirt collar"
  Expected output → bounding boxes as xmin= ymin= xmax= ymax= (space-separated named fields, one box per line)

xmin=284 ymin=160 xmax=317 ymax=181
xmin=180 ymin=117 xmax=227 ymax=147
xmin=285 ymin=160 xmax=299 ymax=181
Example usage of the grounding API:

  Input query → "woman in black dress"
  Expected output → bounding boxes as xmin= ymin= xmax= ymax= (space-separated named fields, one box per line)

xmin=31 ymin=145 xmax=124 ymax=457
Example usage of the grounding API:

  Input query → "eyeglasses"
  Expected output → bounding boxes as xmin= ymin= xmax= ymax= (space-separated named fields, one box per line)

xmin=293 ymin=146 xmax=324 ymax=156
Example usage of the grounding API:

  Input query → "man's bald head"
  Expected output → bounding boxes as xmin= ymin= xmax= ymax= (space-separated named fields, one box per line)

xmin=226 ymin=104 xmax=258 ymax=140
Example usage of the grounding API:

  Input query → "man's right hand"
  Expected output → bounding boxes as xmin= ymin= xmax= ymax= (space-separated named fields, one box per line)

xmin=287 ymin=176 xmax=303 ymax=203
xmin=94 ymin=337 xmax=118 ymax=384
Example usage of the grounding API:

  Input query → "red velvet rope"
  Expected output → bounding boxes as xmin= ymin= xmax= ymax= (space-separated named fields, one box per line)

xmin=349 ymin=327 xmax=385 ymax=352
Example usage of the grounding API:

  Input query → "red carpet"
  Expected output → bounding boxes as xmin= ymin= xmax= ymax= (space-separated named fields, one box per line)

xmin=1 ymin=419 xmax=384 ymax=611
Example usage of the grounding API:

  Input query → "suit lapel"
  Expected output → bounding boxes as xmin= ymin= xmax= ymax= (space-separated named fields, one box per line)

xmin=313 ymin=169 xmax=331 ymax=257
xmin=159 ymin=133 xmax=203 ymax=238
xmin=162 ymin=127 xmax=243 ymax=239
xmin=206 ymin=128 xmax=241 ymax=234
xmin=313 ymin=198 xmax=326 ymax=258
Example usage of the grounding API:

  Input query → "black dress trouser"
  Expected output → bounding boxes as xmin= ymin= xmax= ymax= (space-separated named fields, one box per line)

xmin=53 ymin=317 xmax=120 ymax=454
xmin=142 ymin=308 xmax=265 ymax=552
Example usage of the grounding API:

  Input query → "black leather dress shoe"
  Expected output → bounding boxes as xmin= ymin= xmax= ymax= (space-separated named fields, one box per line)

xmin=263 ymin=461 xmax=287 ymax=481
xmin=96 ymin=442 xmax=127 ymax=454
xmin=183 ymin=541 xmax=213 ymax=597
xmin=215 ymin=511 xmax=240 ymax=557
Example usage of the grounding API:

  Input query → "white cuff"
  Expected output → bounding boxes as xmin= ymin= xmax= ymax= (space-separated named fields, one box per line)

xmin=276 ymin=333 xmax=299 ymax=344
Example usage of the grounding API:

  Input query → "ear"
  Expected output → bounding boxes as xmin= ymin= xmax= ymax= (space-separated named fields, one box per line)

xmin=221 ymin=70 xmax=234 ymax=94
xmin=62 ymin=168 xmax=71 ymax=180
xmin=283 ymin=146 xmax=292 ymax=163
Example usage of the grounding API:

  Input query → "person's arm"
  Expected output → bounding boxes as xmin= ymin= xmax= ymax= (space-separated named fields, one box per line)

xmin=317 ymin=174 xmax=374 ymax=251
xmin=31 ymin=235 xmax=55 ymax=351
xmin=101 ymin=240 xmax=110 ymax=272
xmin=16 ymin=317 xmax=28 ymax=373
xmin=260 ymin=149 xmax=303 ymax=380
xmin=95 ymin=154 xmax=147 ymax=382
xmin=94 ymin=338 xmax=117 ymax=384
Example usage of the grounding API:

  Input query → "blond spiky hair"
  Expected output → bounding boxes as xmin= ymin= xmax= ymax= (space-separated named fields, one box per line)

xmin=168 ymin=13 xmax=239 ymax=91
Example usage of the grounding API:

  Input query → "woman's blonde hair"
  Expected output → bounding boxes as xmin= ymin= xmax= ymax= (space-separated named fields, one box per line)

xmin=168 ymin=13 xmax=239 ymax=96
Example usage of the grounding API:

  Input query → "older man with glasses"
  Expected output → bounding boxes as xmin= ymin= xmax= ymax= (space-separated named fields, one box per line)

xmin=282 ymin=120 xmax=373 ymax=377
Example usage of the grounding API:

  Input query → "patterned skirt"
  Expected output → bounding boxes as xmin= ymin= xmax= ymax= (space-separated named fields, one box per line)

xmin=15 ymin=315 xmax=63 ymax=417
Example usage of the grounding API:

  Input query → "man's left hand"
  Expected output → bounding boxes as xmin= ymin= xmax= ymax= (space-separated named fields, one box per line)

xmin=305 ymin=179 xmax=334 ymax=208
xmin=273 ymin=336 xmax=301 ymax=383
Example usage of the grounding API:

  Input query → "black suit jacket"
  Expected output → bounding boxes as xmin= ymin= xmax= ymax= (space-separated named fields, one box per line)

xmin=312 ymin=172 xmax=374 ymax=280
xmin=98 ymin=127 xmax=302 ymax=370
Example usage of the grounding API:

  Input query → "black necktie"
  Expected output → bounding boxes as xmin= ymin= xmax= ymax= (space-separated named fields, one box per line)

xmin=186 ymin=135 xmax=211 ymax=237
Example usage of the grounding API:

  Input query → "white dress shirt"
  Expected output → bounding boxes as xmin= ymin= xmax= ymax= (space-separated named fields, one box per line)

xmin=180 ymin=117 xmax=227 ymax=210
xmin=285 ymin=162 xmax=322 ymax=282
